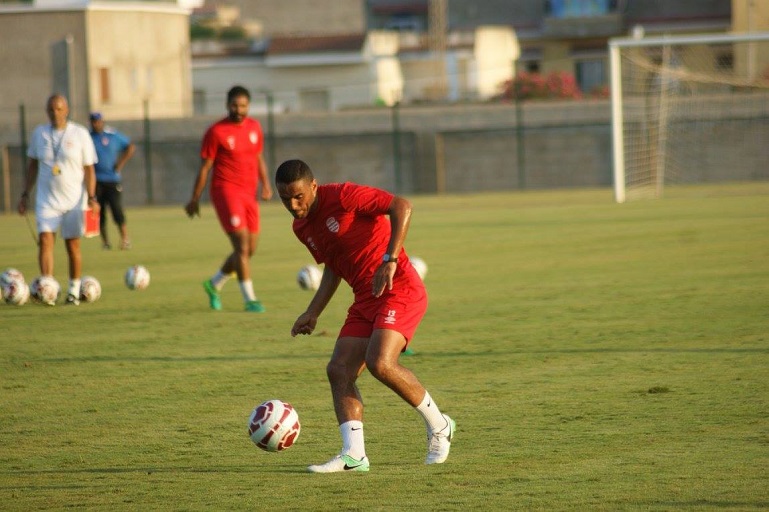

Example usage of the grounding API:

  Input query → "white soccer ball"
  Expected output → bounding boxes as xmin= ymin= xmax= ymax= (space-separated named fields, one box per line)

xmin=247 ymin=399 xmax=301 ymax=452
xmin=3 ymin=277 xmax=30 ymax=306
xmin=79 ymin=275 xmax=102 ymax=303
xmin=1 ymin=268 xmax=25 ymax=289
xmin=410 ymin=256 xmax=428 ymax=281
xmin=297 ymin=264 xmax=322 ymax=291
xmin=125 ymin=265 xmax=150 ymax=290
xmin=30 ymin=275 xmax=61 ymax=305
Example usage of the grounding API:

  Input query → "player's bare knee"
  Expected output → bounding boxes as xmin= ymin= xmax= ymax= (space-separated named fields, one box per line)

xmin=325 ymin=359 xmax=354 ymax=384
xmin=365 ymin=356 xmax=397 ymax=383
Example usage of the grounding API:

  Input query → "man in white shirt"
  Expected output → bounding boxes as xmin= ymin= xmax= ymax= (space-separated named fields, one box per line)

xmin=17 ymin=94 xmax=99 ymax=306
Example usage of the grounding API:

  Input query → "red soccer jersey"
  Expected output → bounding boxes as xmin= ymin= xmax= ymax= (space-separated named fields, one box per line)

xmin=292 ymin=182 xmax=410 ymax=300
xmin=200 ymin=117 xmax=264 ymax=193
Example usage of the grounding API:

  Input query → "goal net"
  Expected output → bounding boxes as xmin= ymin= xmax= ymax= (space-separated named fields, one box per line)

xmin=609 ymin=32 xmax=769 ymax=202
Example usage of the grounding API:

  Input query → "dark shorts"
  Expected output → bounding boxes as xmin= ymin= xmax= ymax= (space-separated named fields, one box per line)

xmin=96 ymin=182 xmax=126 ymax=225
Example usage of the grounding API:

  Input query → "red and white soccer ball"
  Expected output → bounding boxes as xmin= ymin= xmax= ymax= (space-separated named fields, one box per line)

xmin=2 ymin=268 xmax=29 ymax=306
xmin=1 ymin=267 xmax=25 ymax=289
xmin=247 ymin=399 xmax=301 ymax=452
xmin=3 ymin=276 xmax=30 ymax=306
xmin=297 ymin=264 xmax=322 ymax=291
xmin=125 ymin=265 xmax=150 ymax=290
xmin=30 ymin=275 xmax=61 ymax=305
xmin=79 ymin=275 xmax=102 ymax=303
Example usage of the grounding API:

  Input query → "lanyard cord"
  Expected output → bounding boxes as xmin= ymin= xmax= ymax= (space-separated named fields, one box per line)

xmin=50 ymin=124 xmax=68 ymax=163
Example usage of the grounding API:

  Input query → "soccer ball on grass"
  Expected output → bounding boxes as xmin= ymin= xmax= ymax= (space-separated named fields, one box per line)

xmin=247 ymin=399 xmax=301 ymax=452
xmin=409 ymin=256 xmax=428 ymax=280
xmin=30 ymin=275 xmax=61 ymax=305
xmin=125 ymin=265 xmax=150 ymax=290
xmin=1 ymin=268 xmax=25 ymax=289
xmin=79 ymin=275 xmax=102 ymax=303
xmin=297 ymin=264 xmax=322 ymax=291
xmin=3 ymin=276 xmax=30 ymax=306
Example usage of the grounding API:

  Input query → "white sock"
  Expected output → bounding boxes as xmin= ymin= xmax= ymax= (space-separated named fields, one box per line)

xmin=340 ymin=420 xmax=366 ymax=459
xmin=415 ymin=391 xmax=447 ymax=434
xmin=239 ymin=279 xmax=256 ymax=302
xmin=210 ymin=271 xmax=231 ymax=291
xmin=68 ymin=278 xmax=81 ymax=298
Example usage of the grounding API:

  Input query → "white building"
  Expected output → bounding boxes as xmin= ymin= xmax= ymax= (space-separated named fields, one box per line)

xmin=191 ymin=26 xmax=520 ymax=114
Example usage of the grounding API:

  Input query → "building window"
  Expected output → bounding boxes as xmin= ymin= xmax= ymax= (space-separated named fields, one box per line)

xmin=715 ymin=52 xmax=733 ymax=71
xmin=525 ymin=61 xmax=541 ymax=73
xmin=99 ymin=68 xmax=110 ymax=103
xmin=384 ymin=14 xmax=424 ymax=31
xmin=547 ymin=0 xmax=610 ymax=18
xmin=575 ymin=58 xmax=606 ymax=94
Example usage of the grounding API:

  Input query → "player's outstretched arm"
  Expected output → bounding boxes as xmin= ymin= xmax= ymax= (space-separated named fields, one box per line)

xmin=185 ymin=158 xmax=214 ymax=217
xmin=257 ymin=154 xmax=273 ymax=201
xmin=291 ymin=267 xmax=342 ymax=337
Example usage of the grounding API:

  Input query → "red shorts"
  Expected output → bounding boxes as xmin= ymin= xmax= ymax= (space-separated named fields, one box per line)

xmin=210 ymin=187 xmax=259 ymax=233
xmin=338 ymin=277 xmax=428 ymax=348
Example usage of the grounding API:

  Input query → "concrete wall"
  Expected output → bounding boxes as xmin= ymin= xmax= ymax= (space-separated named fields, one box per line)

xmin=221 ymin=0 xmax=366 ymax=36
xmin=85 ymin=8 xmax=193 ymax=119
xmin=0 ymin=4 xmax=192 ymax=130
xmin=0 ymin=10 xmax=89 ymax=121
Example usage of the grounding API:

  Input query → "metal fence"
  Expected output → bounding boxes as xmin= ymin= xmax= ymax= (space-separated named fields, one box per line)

xmin=2 ymin=98 xmax=766 ymax=213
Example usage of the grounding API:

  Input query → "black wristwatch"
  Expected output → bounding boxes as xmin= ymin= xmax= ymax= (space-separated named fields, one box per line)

xmin=382 ymin=254 xmax=398 ymax=263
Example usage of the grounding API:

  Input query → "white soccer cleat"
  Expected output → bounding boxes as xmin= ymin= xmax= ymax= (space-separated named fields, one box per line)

xmin=307 ymin=453 xmax=370 ymax=473
xmin=425 ymin=414 xmax=455 ymax=464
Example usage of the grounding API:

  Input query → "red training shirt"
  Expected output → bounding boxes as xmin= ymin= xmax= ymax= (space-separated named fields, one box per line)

xmin=292 ymin=182 xmax=410 ymax=301
xmin=200 ymin=117 xmax=264 ymax=193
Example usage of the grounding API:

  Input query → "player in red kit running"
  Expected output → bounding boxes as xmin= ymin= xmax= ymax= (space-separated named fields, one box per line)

xmin=186 ymin=85 xmax=273 ymax=312
xmin=275 ymin=159 xmax=455 ymax=473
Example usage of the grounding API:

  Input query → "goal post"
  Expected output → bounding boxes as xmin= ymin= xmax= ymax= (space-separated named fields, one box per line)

xmin=610 ymin=32 xmax=769 ymax=203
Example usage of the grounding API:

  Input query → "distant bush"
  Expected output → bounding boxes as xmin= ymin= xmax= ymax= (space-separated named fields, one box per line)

xmin=218 ymin=26 xmax=247 ymax=41
xmin=190 ymin=24 xmax=217 ymax=40
xmin=589 ymin=84 xmax=610 ymax=99
xmin=190 ymin=24 xmax=248 ymax=42
xmin=497 ymin=71 xmax=583 ymax=101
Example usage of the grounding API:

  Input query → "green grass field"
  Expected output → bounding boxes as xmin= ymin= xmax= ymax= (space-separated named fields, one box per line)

xmin=1 ymin=183 xmax=768 ymax=511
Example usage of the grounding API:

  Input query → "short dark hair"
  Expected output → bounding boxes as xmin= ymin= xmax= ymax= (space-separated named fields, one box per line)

xmin=275 ymin=159 xmax=315 ymax=185
xmin=227 ymin=85 xmax=250 ymax=103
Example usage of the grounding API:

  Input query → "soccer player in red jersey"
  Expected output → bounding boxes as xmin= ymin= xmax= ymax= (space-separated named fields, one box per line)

xmin=185 ymin=86 xmax=273 ymax=312
xmin=275 ymin=159 xmax=455 ymax=473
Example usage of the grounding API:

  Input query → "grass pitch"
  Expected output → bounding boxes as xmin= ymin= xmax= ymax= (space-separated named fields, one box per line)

xmin=1 ymin=183 xmax=768 ymax=511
